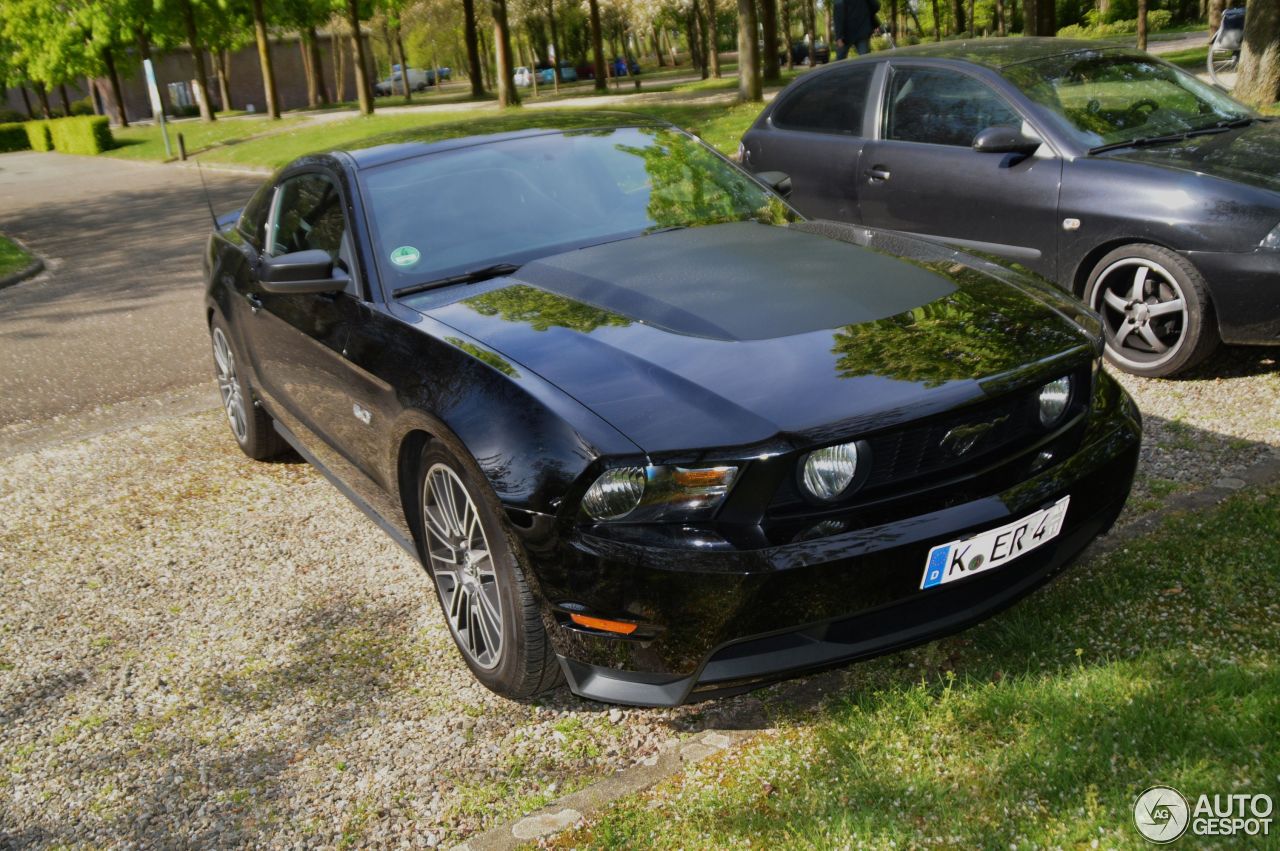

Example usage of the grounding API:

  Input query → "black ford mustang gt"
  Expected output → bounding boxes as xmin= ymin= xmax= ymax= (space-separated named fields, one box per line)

xmin=204 ymin=118 xmax=1141 ymax=706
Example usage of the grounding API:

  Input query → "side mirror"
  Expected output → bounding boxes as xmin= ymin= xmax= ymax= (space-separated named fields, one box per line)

xmin=972 ymin=125 xmax=1042 ymax=156
xmin=754 ymin=170 xmax=793 ymax=199
xmin=259 ymin=249 xmax=347 ymax=294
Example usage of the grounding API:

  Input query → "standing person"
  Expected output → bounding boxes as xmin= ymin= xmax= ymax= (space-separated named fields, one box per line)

xmin=834 ymin=0 xmax=881 ymax=58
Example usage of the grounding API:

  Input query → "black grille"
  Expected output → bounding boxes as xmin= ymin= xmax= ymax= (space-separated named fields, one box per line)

xmin=862 ymin=392 xmax=1034 ymax=490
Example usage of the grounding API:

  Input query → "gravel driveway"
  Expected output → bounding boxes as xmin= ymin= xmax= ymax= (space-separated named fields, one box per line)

xmin=1 ymin=345 xmax=1276 ymax=848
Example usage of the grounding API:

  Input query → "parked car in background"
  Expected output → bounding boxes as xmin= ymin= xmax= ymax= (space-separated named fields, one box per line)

xmin=374 ymin=67 xmax=429 ymax=95
xmin=203 ymin=116 xmax=1139 ymax=705
xmin=576 ymin=62 xmax=596 ymax=80
xmin=782 ymin=39 xmax=830 ymax=65
xmin=611 ymin=56 xmax=641 ymax=76
xmin=741 ymin=39 xmax=1280 ymax=377
xmin=514 ymin=66 xmax=536 ymax=87
xmin=538 ymin=63 xmax=579 ymax=84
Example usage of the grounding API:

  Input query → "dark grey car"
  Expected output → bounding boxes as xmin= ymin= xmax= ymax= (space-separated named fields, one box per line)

xmin=740 ymin=38 xmax=1280 ymax=377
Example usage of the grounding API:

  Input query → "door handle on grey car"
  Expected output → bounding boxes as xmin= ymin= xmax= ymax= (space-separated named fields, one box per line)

xmin=866 ymin=166 xmax=891 ymax=182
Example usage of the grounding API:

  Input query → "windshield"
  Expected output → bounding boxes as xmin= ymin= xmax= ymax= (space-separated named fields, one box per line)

xmin=360 ymin=126 xmax=796 ymax=290
xmin=1001 ymin=51 xmax=1252 ymax=149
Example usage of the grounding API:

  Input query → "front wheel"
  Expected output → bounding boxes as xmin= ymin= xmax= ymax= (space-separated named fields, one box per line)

xmin=209 ymin=316 xmax=286 ymax=459
xmin=1084 ymin=244 xmax=1219 ymax=378
xmin=415 ymin=442 xmax=562 ymax=699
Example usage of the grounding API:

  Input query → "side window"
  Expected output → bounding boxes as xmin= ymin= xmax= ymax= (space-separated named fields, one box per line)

xmin=237 ymin=181 xmax=275 ymax=249
xmin=268 ymin=173 xmax=347 ymax=260
xmin=885 ymin=67 xmax=1022 ymax=147
xmin=773 ymin=64 xmax=875 ymax=135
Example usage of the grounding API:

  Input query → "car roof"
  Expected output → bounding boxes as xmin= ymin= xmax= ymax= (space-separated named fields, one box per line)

xmin=843 ymin=36 xmax=1135 ymax=70
xmin=342 ymin=113 xmax=673 ymax=170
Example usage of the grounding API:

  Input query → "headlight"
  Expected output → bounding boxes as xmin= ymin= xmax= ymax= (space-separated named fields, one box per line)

xmin=801 ymin=441 xmax=860 ymax=501
xmin=1038 ymin=376 xmax=1073 ymax=427
xmin=582 ymin=465 xmax=738 ymax=522
xmin=1262 ymin=223 xmax=1280 ymax=251
xmin=582 ymin=467 xmax=646 ymax=520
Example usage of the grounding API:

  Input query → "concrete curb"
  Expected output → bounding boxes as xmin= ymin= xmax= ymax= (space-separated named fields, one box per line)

xmin=0 ymin=234 xmax=45 ymax=290
xmin=450 ymin=448 xmax=1280 ymax=851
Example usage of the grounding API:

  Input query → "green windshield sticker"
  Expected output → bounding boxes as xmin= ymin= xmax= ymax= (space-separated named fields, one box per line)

xmin=390 ymin=245 xmax=421 ymax=267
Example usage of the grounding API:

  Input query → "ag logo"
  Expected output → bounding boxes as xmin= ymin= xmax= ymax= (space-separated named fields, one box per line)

xmin=1134 ymin=786 xmax=1190 ymax=843
xmin=940 ymin=415 xmax=1006 ymax=457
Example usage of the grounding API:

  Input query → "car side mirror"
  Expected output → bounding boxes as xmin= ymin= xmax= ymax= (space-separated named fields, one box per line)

xmin=755 ymin=170 xmax=793 ymax=199
xmin=971 ymin=126 xmax=1042 ymax=156
xmin=260 ymin=249 xmax=348 ymax=294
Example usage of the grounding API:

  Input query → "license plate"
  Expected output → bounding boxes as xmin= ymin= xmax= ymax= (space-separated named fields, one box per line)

xmin=921 ymin=496 xmax=1070 ymax=589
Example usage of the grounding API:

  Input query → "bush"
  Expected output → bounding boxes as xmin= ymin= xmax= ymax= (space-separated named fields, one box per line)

xmin=25 ymin=121 xmax=52 ymax=152
xmin=69 ymin=97 xmax=95 ymax=117
xmin=0 ymin=122 xmax=31 ymax=153
xmin=0 ymin=107 xmax=26 ymax=124
xmin=46 ymin=116 xmax=114 ymax=155
xmin=1148 ymin=9 xmax=1173 ymax=31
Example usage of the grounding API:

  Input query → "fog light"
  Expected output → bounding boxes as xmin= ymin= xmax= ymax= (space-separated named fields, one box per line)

xmin=1038 ymin=376 xmax=1072 ymax=427
xmin=801 ymin=442 xmax=859 ymax=501
xmin=583 ymin=467 xmax=646 ymax=520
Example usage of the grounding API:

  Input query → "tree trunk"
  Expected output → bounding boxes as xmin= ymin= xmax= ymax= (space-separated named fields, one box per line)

xmin=301 ymin=36 xmax=318 ymax=107
xmin=737 ymin=0 xmax=761 ymax=100
xmin=1136 ymin=0 xmax=1147 ymax=50
xmin=653 ymin=26 xmax=665 ymax=65
xmin=308 ymin=27 xmax=329 ymax=104
xmin=995 ymin=0 xmax=1005 ymax=35
xmin=19 ymin=86 xmax=34 ymax=119
xmin=34 ymin=83 xmax=51 ymax=119
xmin=686 ymin=12 xmax=703 ymax=74
xmin=102 ymin=46 xmax=130 ymax=126
xmin=1234 ymin=0 xmax=1280 ymax=108
xmin=805 ymin=0 xmax=818 ymax=63
xmin=545 ymin=0 xmax=562 ymax=84
xmin=216 ymin=50 xmax=234 ymax=111
xmin=931 ymin=0 xmax=942 ymax=39
xmin=950 ymin=0 xmax=966 ymax=34
xmin=968 ymin=0 xmax=975 ymax=35
xmin=696 ymin=3 xmax=711 ymax=77
xmin=589 ymin=0 xmax=608 ymax=90
xmin=179 ymin=0 xmax=214 ymax=120
xmin=461 ymin=0 xmax=486 ymax=96
xmin=252 ymin=0 xmax=281 ymax=117
xmin=346 ymin=0 xmax=374 ymax=115
xmin=761 ymin=0 xmax=781 ymax=80
xmin=396 ymin=28 xmax=412 ymax=101
xmin=1207 ymin=0 xmax=1223 ymax=37
xmin=478 ymin=28 xmax=494 ymax=89
xmin=58 ymin=84 xmax=72 ymax=116
xmin=334 ymin=28 xmax=347 ymax=102
xmin=491 ymin=0 xmax=520 ymax=107
xmin=707 ymin=0 xmax=722 ymax=77
xmin=781 ymin=0 xmax=794 ymax=68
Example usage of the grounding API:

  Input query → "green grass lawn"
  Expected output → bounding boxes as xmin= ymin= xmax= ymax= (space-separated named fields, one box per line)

xmin=197 ymin=101 xmax=765 ymax=169
xmin=555 ymin=484 xmax=1280 ymax=849
xmin=105 ymin=115 xmax=306 ymax=161
xmin=0 ymin=234 xmax=32 ymax=276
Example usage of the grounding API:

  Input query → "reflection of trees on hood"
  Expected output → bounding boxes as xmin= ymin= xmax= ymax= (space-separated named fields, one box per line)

xmin=466 ymin=284 xmax=632 ymax=333
xmin=830 ymin=267 xmax=1079 ymax=386
xmin=616 ymin=130 xmax=793 ymax=230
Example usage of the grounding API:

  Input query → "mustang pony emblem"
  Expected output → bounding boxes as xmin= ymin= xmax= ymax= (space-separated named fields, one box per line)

xmin=940 ymin=416 xmax=1008 ymax=457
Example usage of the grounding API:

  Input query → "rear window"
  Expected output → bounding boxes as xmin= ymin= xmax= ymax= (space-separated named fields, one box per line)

xmin=773 ymin=64 xmax=875 ymax=135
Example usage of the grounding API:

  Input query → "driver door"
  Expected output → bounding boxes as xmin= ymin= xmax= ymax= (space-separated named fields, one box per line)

xmin=857 ymin=63 xmax=1063 ymax=279
xmin=243 ymin=171 xmax=376 ymax=470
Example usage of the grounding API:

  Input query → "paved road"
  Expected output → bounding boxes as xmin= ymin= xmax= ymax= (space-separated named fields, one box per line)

xmin=0 ymin=152 xmax=261 ymax=449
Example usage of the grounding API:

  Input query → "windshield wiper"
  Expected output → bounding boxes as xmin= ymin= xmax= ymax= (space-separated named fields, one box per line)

xmin=393 ymin=263 xmax=521 ymax=298
xmin=1089 ymin=116 xmax=1260 ymax=155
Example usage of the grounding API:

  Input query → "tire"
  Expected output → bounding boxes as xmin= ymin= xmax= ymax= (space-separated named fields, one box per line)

xmin=209 ymin=316 xmax=287 ymax=460
xmin=1084 ymin=244 xmax=1219 ymax=378
xmin=414 ymin=441 xmax=562 ymax=700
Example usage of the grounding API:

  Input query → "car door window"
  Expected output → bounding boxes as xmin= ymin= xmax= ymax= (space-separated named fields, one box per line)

xmin=884 ymin=67 xmax=1022 ymax=147
xmin=773 ymin=64 xmax=875 ymax=135
xmin=269 ymin=173 xmax=347 ymax=260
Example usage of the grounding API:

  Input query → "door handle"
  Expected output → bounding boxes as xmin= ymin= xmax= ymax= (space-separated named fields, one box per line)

xmin=245 ymin=293 xmax=263 ymax=314
xmin=866 ymin=166 xmax=891 ymax=182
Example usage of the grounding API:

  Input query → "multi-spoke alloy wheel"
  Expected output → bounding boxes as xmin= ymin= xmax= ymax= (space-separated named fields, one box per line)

xmin=1085 ymin=245 xmax=1218 ymax=378
xmin=422 ymin=463 xmax=504 ymax=670
xmin=212 ymin=327 xmax=248 ymax=444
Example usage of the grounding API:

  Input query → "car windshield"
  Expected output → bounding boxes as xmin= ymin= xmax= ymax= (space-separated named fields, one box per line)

xmin=359 ymin=126 xmax=796 ymax=291
xmin=1001 ymin=51 xmax=1252 ymax=149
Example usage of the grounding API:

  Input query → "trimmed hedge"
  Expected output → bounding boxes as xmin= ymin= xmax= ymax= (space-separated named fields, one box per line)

xmin=47 ymin=116 xmax=114 ymax=155
xmin=25 ymin=120 xmax=52 ymax=152
xmin=0 ymin=122 xmax=31 ymax=153
xmin=1058 ymin=10 xmax=1173 ymax=39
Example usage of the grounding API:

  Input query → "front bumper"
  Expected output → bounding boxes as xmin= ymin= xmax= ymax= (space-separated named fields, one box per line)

xmin=1182 ymin=248 xmax=1280 ymax=345
xmin=526 ymin=384 xmax=1141 ymax=707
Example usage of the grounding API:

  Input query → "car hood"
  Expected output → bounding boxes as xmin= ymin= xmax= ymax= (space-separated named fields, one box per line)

xmin=419 ymin=222 xmax=1095 ymax=455
xmin=1100 ymin=120 xmax=1280 ymax=194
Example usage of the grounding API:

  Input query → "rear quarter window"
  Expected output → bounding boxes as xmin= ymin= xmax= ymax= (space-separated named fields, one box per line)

xmin=773 ymin=64 xmax=875 ymax=136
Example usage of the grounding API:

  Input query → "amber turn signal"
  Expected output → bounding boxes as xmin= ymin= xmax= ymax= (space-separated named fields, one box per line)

xmin=569 ymin=613 xmax=638 ymax=635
